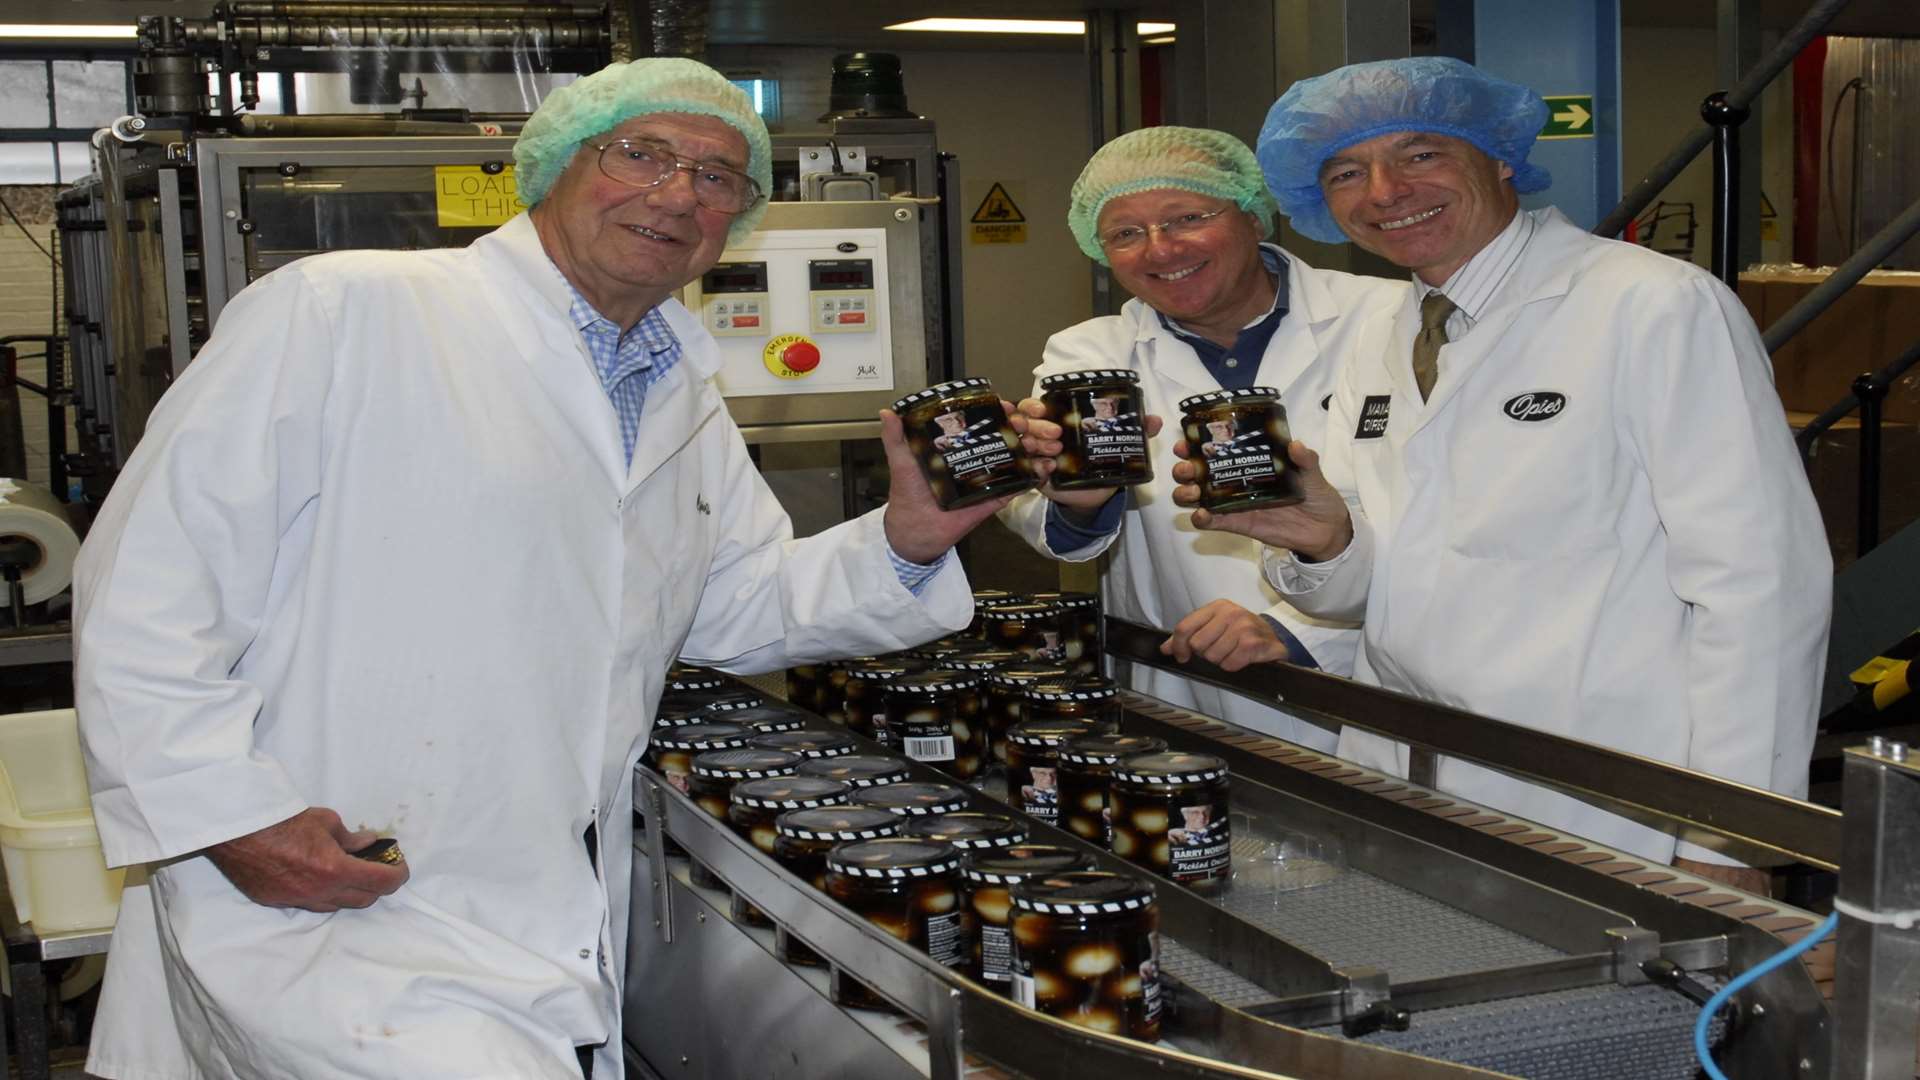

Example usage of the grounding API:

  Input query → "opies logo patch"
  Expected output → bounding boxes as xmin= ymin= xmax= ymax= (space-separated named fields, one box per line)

xmin=1502 ymin=391 xmax=1567 ymax=423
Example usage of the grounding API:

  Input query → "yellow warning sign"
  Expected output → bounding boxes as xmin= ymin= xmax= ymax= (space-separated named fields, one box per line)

xmin=970 ymin=182 xmax=1027 ymax=245
xmin=434 ymin=165 xmax=526 ymax=228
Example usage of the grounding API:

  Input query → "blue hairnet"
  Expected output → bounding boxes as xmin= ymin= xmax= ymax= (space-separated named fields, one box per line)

xmin=515 ymin=58 xmax=773 ymax=243
xmin=1256 ymin=57 xmax=1551 ymax=244
xmin=1066 ymin=127 xmax=1278 ymax=265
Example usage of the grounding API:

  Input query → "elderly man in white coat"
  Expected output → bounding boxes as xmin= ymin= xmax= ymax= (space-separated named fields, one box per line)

xmin=74 ymin=59 xmax=1004 ymax=1080
xmin=1000 ymin=127 xmax=1404 ymax=750
xmin=1173 ymin=57 xmax=1831 ymax=892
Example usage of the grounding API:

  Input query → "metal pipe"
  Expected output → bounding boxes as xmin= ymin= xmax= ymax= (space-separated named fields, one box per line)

xmin=1764 ymin=192 xmax=1920 ymax=354
xmin=1853 ymin=371 xmax=1886 ymax=557
xmin=1848 ymin=78 xmax=1868 ymax=252
xmin=1703 ymin=91 xmax=1750 ymax=288
xmin=226 ymin=2 xmax=600 ymax=17
xmin=1596 ymin=0 xmax=1852 ymax=239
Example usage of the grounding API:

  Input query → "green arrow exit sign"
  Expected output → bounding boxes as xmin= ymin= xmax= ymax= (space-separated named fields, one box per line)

xmin=1540 ymin=95 xmax=1595 ymax=139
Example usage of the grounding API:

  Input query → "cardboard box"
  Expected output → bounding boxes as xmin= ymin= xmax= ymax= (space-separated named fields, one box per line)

xmin=1738 ymin=268 xmax=1920 ymax=425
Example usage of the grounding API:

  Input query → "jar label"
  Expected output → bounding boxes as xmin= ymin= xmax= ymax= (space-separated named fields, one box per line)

xmin=1012 ymin=970 xmax=1037 ymax=1009
xmin=1018 ymin=765 xmax=1060 ymax=825
xmin=1062 ymin=389 xmax=1148 ymax=465
xmin=922 ymin=402 xmax=1018 ymax=479
xmin=905 ymin=734 xmax=956 ymax=762
xmin=1169 ymin=801 xmax=1231 ymax=881
xmin=870 ymin=709 xmax=893 ymax=747
xmin=1142 ymin=940 xmax=1163 ymax=1023
xmin=926 ymin=910 xmax=965 ymax=968
xmin=981 ymin=925 xmax=1012 ymax=983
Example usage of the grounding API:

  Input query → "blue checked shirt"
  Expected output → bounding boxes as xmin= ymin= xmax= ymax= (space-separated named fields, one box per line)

xmin=566 ymin=285 xmax=944 ymax=593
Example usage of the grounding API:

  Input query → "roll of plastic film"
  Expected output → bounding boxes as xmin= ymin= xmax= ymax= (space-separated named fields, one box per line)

xmin=0 ymin=480 xmax=77 ymax=604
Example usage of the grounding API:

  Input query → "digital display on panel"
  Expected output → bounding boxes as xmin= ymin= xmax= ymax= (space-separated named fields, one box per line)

xmin=703 ymin=262 xmax=768 ymax=293
xmin=808 ymin=259 xmax=873 ymax=290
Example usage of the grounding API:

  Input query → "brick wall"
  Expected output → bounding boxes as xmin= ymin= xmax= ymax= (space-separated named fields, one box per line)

xmin=0 ymin=185 xmax=75 ymax=494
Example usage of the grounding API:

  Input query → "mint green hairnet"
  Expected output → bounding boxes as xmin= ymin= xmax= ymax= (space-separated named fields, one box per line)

xmin=1067 ymin=126 xmax=1279 ymax=265
xmin=515 ymin=58 xmax=773 ymax=243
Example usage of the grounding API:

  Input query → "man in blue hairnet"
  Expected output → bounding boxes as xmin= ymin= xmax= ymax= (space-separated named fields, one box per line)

xmin=1172 ymin=58 xmax=1831 ymax=892
xmin=74 ymin=58 xmax=1001 ymax=1079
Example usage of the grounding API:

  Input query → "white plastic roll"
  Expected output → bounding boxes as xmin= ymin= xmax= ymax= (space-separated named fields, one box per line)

xmin=0 ymin=480 xmax=79 ymax=605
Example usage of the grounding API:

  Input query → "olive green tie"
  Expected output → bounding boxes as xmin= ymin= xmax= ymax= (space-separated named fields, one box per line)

xmin=1413 ymin=291 xmax=1457 ymax=402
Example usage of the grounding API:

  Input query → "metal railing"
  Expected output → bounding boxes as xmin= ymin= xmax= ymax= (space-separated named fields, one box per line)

xmin=1795 ymin=338 xmax=1920 ymax=558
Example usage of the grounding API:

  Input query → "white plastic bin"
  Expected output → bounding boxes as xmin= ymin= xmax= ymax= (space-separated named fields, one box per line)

xmin=0 ymin=708 xmax=124 ymax=934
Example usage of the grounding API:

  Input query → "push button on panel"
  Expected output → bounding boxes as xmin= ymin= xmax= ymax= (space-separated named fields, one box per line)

xmin=763 ymin=333 xmax=823 ymax=378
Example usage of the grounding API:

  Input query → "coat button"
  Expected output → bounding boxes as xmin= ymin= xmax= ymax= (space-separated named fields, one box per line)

xmin=579 ymin=948 xmax=592 ymax=959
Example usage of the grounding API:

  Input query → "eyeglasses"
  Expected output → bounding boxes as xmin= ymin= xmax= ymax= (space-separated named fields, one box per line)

xmin=589 ymin=138 xmax=763 ymax=214
xmin=1099 ymin=208 xmax=1232 ymax=253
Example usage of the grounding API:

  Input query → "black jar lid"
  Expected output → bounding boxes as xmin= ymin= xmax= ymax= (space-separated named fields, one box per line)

xmin=1011 ymin=870 xmax=1156 ymax=914
xmin=827 ymin=837 xmax=963 ymax=878
xmin=1023 ymin=675 xmax=1119 ymax=703
xmin=1007 ymin=718 xmax=1106 ymax=748
xmin=903 ymin=811 xmax=1028 ymax=850
xmin=937 ymin=647 xmax=1025 ymax=673
xmin=972 ymin=588 xmax=1021 ymax=605
xmin=852 ymin=781 xmax=972 ymax=816
xmin=798 ymin=754 xmax=913 ymax=788
xmin=962 ymin=844 xmax=1098 ymax=885
xmin=775 ymin=805 xmax=902 ymax=842
xmin=989 ymin=661 xmax=1072 ymax=689
xmin=908 ymin=636 xmax=989 ymax=660
xmin=731 ymin=776 xmax=851 ymax=810
xmin=1112 ymin=751 xmax=1229 ymax=787
xmin=706 ymin=704 xmax=809 ymax=732
xmin=650 ymin=721 xmax=753 ymax=751
xmin=884 ymin=670 xmax=983 ymax=696
xmin=666 ymin=663 xmax=726 ymax=692
xmin=653 ymin=700 xmax=710 ymax=728
xmin=751 ymin=729 xmax=859 ymax=758
xmin=894 ymin=377 xmax=994 ymax=412
xmin=980 ymin=602 xmax=1058 ymax=623
xmin=670 ymin=685 xmax=765 ymax=712
xmin=1029 ymin=590 xmax=1100 ymax=612
xmin=1059 ymin=733 xmax=1167 ymax=767
xmin=1179 ymin=386 xmax=1282 ymax=412
xmin=691 ymin=748 xmax=802 ymax=780
xmin=843 ymin=656 xmax=932 ymax=682
xmin=1039 ymin=368 xmax=1140 ymax=390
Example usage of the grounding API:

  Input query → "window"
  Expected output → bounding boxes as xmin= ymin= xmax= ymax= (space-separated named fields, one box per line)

xmin=726 ymin=73 xmax=781 ymax=128
xmin=0 ymin=54 xmax=132 ymax=183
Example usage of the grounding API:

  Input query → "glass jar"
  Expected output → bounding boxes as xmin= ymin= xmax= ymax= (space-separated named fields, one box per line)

xmin=1030 ymin=590 xmax=1103 ymax=675
xmin=1005 ymin=718 xmax=1113 ymax=827
xmin=893 ymin=378 xmax=1037 ymax=510
xmin=907 ymin=636 xmax=998 ymax=665
xmin=685 ymin=747 xmax=802 ymax=890
xmin=727 ymin=775 xmax=851 ymax=928
xmin=967 ymin=590 xmax=1026 ymax=637
xmin=797 ymin=754 xmax=912 ymax=790
xmin=825 ymin=838 xmax=968 ymax=1008
xmin=1178 ymin=387 xmax=1304 ymax=514
xmin=1109 ymin=752 xmax=1232 ymax=893
xmin=1038 ymin=368 xmax=1152 ymax=489
xmin=986 ymin=661 xmax=1071 ymax=767
xmin=1009 ymin=871 xmax=1161 ymax=1041
xmin=902 ymin=811 xmax=1029 ymax=853
xmin=851 ymin=780 xmax=972 ymax=818
xmin=1021 ymin=675 xmax=1121 ymax=728
xmin=652 ymin=699 xmax=710 ymax=729
xmin=644 ymin=721 xmax=752 ymax=796
xmin=1057 ymin=734 xmax=1168 ymax=847
xmin=701 ymin=701 xmax=808 ymax=734
xmin=786 ymin=658 xmax=865 ymax=724
xmin=979 ymin=601 xmax=1067 ymax=662
xmin=666 ymin=664 xmax=724 ymax=694
xmin=883 ymin=670 xmax=986 ymax=782
xmin=961 ymin=845 xmax=1098 ymax=991
xmin=841 ymin=657 xmax=931 ymax=749
xmin=771 ymin=806 xmax=904 ymax=967
xmin=750 ymin=728 xmax=859 ymax=760
xmin=933 ymin=649 xmax=1021 ymax=767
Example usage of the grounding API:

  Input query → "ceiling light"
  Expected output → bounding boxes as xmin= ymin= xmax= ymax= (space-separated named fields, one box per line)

xmin=1143 ymin=35 xmax=1176 ymax=45
xmin=0 ymin=23 xmax=138 ymax=39
xmin=885 ymin=18 xmax=1086 ymax=34
xmin=1137 ymin=23 xmax=1177 ymax=35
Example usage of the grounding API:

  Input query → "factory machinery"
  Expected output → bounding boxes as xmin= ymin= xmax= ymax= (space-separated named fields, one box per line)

xmin=625 ymin=618 xmax=1917 ymax=1080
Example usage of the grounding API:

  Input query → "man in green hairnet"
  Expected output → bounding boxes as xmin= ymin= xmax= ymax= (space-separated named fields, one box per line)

xmin=74 ymin=58 xmax=1001 ymax=1079
xmin=1000 ymin=126 xmax=1405 ymax=751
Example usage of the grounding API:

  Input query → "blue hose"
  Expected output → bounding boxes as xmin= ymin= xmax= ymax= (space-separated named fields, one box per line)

xmin=1693 ymin=910 xmax=1840 ymax=1080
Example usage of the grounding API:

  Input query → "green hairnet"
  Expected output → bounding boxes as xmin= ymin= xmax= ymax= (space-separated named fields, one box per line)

xmin=515 ymin=58 xmax=774 ymax=243
xmin=1067 ymin=126 xmax=1279 ymax=265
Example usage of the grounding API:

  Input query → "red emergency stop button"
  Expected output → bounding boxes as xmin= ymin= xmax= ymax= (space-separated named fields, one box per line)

xmin=781 ymin=340 xmax=821 ymax=373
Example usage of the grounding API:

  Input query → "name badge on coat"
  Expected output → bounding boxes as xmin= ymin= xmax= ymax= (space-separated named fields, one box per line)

xmin=1354 ymin=395 xmax=1391 ymax=440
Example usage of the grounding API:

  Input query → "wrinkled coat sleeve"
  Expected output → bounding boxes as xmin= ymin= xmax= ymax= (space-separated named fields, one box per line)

xmin=74 ymin=271 xmax=329 ymax=867
xmin=1264 ymin=347 xmax=1375 ymax=622
xmin=677 ymin=411 xmax=973 ymax=674
xmin=1622 ymin=277 xmax=1831 ymax=862
xmin=997 ymin=326 xmax=1128 ymax=562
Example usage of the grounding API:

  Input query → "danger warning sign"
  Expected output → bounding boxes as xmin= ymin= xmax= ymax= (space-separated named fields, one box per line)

xmin=970 ymin=182 xmax=1027 ymax=245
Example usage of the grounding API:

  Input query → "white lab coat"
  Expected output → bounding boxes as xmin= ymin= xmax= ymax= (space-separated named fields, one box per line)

xmin=1000 ymin=249 xmax=1406 ymax=749
xmin=74 ymin=213 xmax=972 ymax=1080
xmin=1268 ymin=208 xmax=1831 ymax=864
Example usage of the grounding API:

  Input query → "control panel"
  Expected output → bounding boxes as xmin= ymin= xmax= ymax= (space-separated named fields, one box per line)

xmin=686 ymin=226 xmax=893 ymax=399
